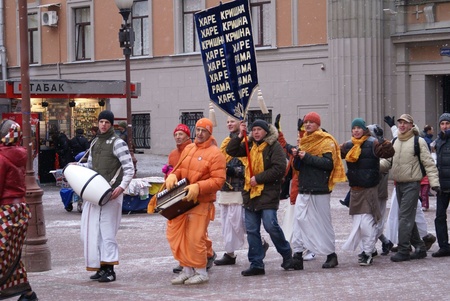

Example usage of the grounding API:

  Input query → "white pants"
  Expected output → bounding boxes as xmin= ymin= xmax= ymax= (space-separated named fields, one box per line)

xmin=292 ymin=193 xmax=336 ymax=255
xmin=80 ymin=195 xmax=123 ymax=269
xmin=342 ymin=214 xmax=377 ymax=253
xmin=385 ymin=187 xmax=428 ymax=244
xmin=219 ymin=203 xmax=245 ymax=254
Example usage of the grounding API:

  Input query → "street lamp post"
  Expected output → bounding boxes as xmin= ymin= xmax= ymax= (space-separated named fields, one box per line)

xmin=18 ymin=0 xmax=51 ymax=272
xmin=115 ymin=0 xmax=136 ymax=169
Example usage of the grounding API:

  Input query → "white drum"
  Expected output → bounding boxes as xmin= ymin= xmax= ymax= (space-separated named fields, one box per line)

xmin=63 ymin=165 xmax=113 ymax=206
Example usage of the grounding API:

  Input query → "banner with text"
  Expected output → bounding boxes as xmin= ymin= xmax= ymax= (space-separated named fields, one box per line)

xmin=195 ymin=0 xmax=258 ymax=120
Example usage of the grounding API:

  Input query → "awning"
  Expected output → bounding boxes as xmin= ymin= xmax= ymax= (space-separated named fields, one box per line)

xmin=37 ymin=3 xmax=61 ymax=9
xmin=0 ymin=79 xmax=141 ymax=99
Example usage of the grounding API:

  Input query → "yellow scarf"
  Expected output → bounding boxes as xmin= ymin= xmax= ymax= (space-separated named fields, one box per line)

xmin=300 ymin=129 xmax=346 ymax=190
xmin=345 ymin=135 xmax=369 ymax=163
xmin=220 ymin=136 xmax=248 ymax=165
xmin=245 ymin=141 xmax=267 ymax=198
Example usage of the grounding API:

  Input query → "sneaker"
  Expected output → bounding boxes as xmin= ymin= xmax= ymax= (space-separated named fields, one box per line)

xmin=410 ymin=249 xmax=427 ymax=260
xmin=422 ymin=233 xmax=436 ymax=251
xmin=184 ymin=273 xmax=209 ymax=285
xmin=358 ymin=252 xmax=373 ymax=266
xmin=171 ymin=272 xmax=191 ymax=285
xmin=322 ymin=253 xmax=338 ymax=268
xmin=172 ymin=265 xmax=183 ymax=274
xmin=98 ymin=269 xmax=116 ymax=283
xmin=241 ymin=267 xmax=265 ymax=276
xmin=303 ymin=250 xmax=316 ymax=261
xmin=18 ymin=291 xmax=38 ymax=301
xmin=381 ymin=241 xmax=394 ymax=256
xmin=390 ymin=252 xmax=410 ymax=262
xmin=214 ymin=253 xmax=236 ymax=265
xmin=432 ymin=248 xmax=450 ymax=257
xmin=206 ymin=251 xmax=217 ymax=270
xmin=90 ymin=269 xmax=106 ymax=280
xmin=358 ymin=249 xmax=377 ymax=258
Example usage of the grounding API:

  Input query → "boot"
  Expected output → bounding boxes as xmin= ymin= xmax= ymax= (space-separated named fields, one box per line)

xmin=322 ymin=252 xmax=338 ymax=268
xmin=422 ymin=233 xmax=436 ymax=251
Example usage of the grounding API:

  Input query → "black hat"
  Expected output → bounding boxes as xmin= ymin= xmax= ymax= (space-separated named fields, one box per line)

xmin=76 ymin=128 xmax=84 ymax=135
xmin=252 ymin=119 xmax=270 ymax=133
xmin=98 ymin=110 xmax=114 ymax=125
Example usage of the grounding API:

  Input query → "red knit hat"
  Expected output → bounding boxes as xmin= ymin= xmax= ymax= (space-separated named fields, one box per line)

xmin=304 ymin=112 xmax=321 ymax=126
xmin=173 ymin=124 xmax=191 ymax=137
xmin=196 ymin=118 xmax=213 ymax=134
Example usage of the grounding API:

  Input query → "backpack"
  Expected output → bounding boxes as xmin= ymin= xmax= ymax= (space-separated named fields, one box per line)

xmin=392 ymin=135 xmax=426 ymax=177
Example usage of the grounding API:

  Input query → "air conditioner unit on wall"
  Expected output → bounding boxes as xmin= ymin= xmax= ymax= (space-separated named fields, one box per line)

xmin=42 ymin=11 xmax=58 ymax=26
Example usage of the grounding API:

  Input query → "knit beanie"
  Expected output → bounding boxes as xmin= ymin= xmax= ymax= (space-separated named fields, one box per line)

xmin=439 ymin=113 xmax=450 ymax=124
xmin=251 ymin=119 xmax=270 ymax=133
xmin=118 ymin=121 xmax=127 ymax=129
xmin=98 ymin=110 xmax=114 ymax=125
xmin=351 ymin=118 xmax=367 ymax=130
xmin=0 ymin=119 xmax=21 ymax=145
xmin=304 ymin=112 xmax=321 ymax=126
xmin=196 ymin=118 xmax=213 ymax=134
xmin=173 ymin=124 xmax=191 ymax=137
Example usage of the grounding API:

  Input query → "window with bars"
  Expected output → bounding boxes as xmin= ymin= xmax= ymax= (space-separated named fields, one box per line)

xmin=133 ymin=113 xmax=151 ymax=149
xmin=250 ymin=0 xmax=272 ymax=47
xmin=183 ymin=0 xmax=201 ymax=53
xmin=28 ymin=12 xmax=39 ymax=64
xmin=180 ymin=112 xmax=204 ymax=141
xmin=247 ymin=109 xmax=272 ymax=127
xmin=74 ymin=7 xmax=92 ymax=61
xmin=132 ymin=0 xmax=149 ymax=56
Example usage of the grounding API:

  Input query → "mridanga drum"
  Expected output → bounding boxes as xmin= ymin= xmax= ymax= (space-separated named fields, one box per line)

xmin=63 ymin=164 xmax=112 ymax=206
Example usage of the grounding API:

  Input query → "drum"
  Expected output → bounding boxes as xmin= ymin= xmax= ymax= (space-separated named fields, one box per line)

xmin=63 ymin=164 xmax=112 ymax=206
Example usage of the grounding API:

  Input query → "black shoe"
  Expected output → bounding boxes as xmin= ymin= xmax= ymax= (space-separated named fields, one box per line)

xmin=358 ymin=249 xmax=377 ymax=258
xmin=291 ymin=252 xmax=304 ymax=270
xmin=339 ymin=199 xmax=349 ymax=208
xmin=422 ymin=234 xmax=436 ymax=251
xmin=90 ymin=269 xmax=106 ymax=280
xmin=173 ymin=265 xmax=183 ymax=274
xmin=432 ymin=248 xmax=450 ymax=257
xmin=390 ymin=252 xmax=410 ymax=262
xmin=214 ymin=253 xmax=236 ymax=265
xmin=18 ymin=291 xmax=38 ymax=301
xmin=410 ymin=249 xmax=427 ymax=260
xmin=358 ymin=252 xmax=373 ymax=266
xmin=381 ymin=241 xmax=394 ymax=255
xmin=322 ymin=253 xmax=338 ymax=268
xmin=206 ymin=251 xmax=217 ymax=270
xmin=241 ymin=267 xmax=265 ymax=276
xmin=98 ymin=268 xmax=116 ymax=283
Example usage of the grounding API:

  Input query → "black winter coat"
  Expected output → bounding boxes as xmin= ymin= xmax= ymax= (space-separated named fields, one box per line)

xmin=435 ymin=131 xmax=450 ymax=192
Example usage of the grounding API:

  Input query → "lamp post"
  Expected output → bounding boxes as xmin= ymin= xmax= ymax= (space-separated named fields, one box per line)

xmin=18 ymin=0 xmax=51 ymax=272
xmin=115 ymin=0 xmax=136 ymax=168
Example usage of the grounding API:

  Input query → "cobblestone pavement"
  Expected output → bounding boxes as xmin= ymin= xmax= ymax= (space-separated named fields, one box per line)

xmin=24 ymin=153 xmax=450 ymax=301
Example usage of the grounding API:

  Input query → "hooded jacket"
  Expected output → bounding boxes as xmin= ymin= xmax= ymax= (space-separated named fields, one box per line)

xmin=226 ymin=124 xmax=286 ymax=211
xmin=0 ymin=145 xmax=27 ymax=204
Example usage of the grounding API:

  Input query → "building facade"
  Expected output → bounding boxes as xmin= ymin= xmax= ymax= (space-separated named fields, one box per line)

xmin=1 ymin=0 xmax=449 ymax=156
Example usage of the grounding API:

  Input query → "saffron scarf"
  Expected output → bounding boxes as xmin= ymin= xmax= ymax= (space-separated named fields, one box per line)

xmin=300 ymin=129 xmax=346 ymax=190
xmin=245 ymin=141 xmax=268 ymax=199
xmin=345 ymin=135 xmax=370 ymax=163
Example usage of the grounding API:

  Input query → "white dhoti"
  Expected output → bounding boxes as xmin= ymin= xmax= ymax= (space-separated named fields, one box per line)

xmin=291 ymin=193 xmax=336 ymax=255
xmin=219 ymin=203 xmax=245 ymax=253
xmin=80 ymin=195 xmax=123 ymax=270
xmin=342 ymin=214 xmax=377 ymax=253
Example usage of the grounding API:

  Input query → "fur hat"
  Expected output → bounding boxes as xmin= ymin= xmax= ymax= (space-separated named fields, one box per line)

xmin=397 ymin=114 xmax=413 ymax=124
xmin=196 ymin=118 xmax=213 ymax=134
xmin=304 ymin=112 xmax=321 ymax=126
xmin=98 ymin=110 xmax=114 ymax=125
xmin=439 ymin=113 xmax=450 ymax=124
xmin=251 ymin=119 xmax=270 ymax=133
xmin=351 ymin=118 xmax=367 ymax=130
xmin=173 ymin=124 xmax=191 ymax=137
xmin=0 ymin=119 xmax=21 ymax=145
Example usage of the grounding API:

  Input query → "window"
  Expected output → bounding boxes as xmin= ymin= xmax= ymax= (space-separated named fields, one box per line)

xmin=182 ymin=0 xmax=201 ymax=53
xmin=180 ymin=112 xmax=204 ymax=141
xmin=133 ymin=113 xmax=151 ymax=149
xmin=74 ymin=7 xmax=92 ymax=61
xmin=28 ymin=12 xmax=39 ymax=64
xmin=250 ymin=0 xmax=272 ymax=47
xmin=247 ymin=109 xmax=272 ymax=127
xmin=132 ymin=0 xmax=149 ymax=56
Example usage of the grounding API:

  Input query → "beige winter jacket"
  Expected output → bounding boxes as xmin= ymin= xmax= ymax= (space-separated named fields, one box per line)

xmin=380 ymin=128 xmax=439 ymax=187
